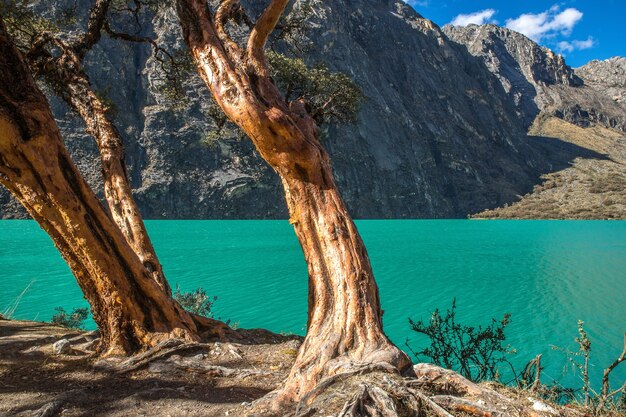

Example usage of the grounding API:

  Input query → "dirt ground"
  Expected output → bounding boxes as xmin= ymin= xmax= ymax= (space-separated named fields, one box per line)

xmin=1 ymin=318 xmax=616 ymax=417
xmin=0 ymin=318 xmax=300 ymax=416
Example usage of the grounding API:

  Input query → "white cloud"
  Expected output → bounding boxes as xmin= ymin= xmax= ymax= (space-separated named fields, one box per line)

xmin=557 ymin=37 xmax=596 ymax=53
xmin=505 ymin=6 xmax=583 ymax=41
xmin=450 ymin=9 xmax=497 ymax=27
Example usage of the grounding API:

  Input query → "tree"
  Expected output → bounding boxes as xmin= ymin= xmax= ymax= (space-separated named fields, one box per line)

xmin=175 ymin=0 xmax=411 ymax=402
xmin=2 ymin=0 xmax=168 ymax=290
xmin=0 ymin=16 xmax=228 ymax=355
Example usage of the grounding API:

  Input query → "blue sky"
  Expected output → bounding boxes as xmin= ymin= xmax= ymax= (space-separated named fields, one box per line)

xmin=404 ymin=0 xmax=625 ymax=67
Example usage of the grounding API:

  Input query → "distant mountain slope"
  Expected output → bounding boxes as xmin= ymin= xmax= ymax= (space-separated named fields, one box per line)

xmin=475 ymin=115 xmax=626 ymax=219
xmin=0 ymin=1 xmax=622 ymax=220
xmin=444 ymin=24 xmax=625 ymax=219
xmin=576 ymin=57 xmax=626 ymax=104
xmin=444 ymin=24 xmax=626 ymax=133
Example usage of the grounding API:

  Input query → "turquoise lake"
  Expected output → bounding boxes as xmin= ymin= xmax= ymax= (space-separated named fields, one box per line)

xmin=1 ymin=220 xmax=625 ymax=389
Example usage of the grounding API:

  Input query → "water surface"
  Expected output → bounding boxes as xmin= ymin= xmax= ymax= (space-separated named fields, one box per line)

xmin=1 ymin=220 xmax=624 ymax=388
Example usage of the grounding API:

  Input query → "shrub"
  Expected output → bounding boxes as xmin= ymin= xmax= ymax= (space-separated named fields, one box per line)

xmin=51 ymin=307 xmax=89 ymax=330
xmin=553 ymin=321 xmax=626 ymax=412
xmin=407 ymin=303 xmax=626 ymax=413
xmin=406 ymin=299 xmax=514 ymax=382
xmin=174 ymin=285 xmax=217 ymax=318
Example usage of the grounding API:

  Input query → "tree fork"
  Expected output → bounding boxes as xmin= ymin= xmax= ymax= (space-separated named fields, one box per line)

xmin=175 ymin=0 xmax=411 ymax=403
xmin=0 ymin=17 xmax=213 ymax=354
xmin=24 ymin=1 xmax=169 ymax=292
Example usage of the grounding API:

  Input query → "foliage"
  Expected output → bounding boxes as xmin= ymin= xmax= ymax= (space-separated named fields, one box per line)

xmin=0 ymin=0 xmax=60 ymax=49
xmin=407 ymin=304 xmax=625 ymax=413
xmin=151 ymin=48 xmax=198 ymax=112
xmin=535 ymin=383 xmax=578 ymax=405
xmin=267 ymin=51 xmax=363 ymax=125
xmin=174 ymin=285 xmax=217 ymax=318
xmin=50 ymin=307 xmax=89 ymax=330
xmin=553 ymin=321 xmax=593 ymax=404
xmin=406 ymin=299 xmax=514 ymax=382
xmin=94 ymin=87 xmax=119 ymax=118
xmin=272 ymin=0 xmax=316 ymax=54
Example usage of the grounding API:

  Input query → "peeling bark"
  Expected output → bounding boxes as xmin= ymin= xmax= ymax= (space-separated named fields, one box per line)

xmin=25 ymin=5 xmax=168 ymax=292
xmin=0 ymin=18 xmax=206 ymax=354
xmin=175 ymin=0 xmax=411 ymax=402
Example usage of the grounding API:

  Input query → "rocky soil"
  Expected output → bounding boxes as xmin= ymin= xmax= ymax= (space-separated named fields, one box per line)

xmin=0 ymin=319 xmax=300 ymax=416
xmin=0 ymin=318 xmax=609 ymax=417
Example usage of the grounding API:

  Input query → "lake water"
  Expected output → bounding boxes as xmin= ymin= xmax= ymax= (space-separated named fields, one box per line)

xmin=1 ymin=220 xmax=624 ymax=389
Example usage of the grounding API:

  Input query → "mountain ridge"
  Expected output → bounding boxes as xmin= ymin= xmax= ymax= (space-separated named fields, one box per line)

xmin=0 ymin=0 xmax=623 ymax=219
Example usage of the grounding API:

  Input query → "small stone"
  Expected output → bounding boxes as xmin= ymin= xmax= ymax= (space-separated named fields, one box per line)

xmin=52 ymin=339 xmax=71 ymax=355
xmin=81 ymin=338 xmax=99 ymax=352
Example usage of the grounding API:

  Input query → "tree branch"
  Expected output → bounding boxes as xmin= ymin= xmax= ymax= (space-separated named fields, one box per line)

xmin=601 ymin=333 xmax=626 ymax=399
xmin=246 ymin=0 xmax=288 ymax=75
xmin=175 ymin=0 xmax=247 ymax=109
xmin=71 ymin=0 xmax=112 ymax=58
xmin=214 ymin=0 xmax=244 ymax=64
xmin=103 ymin=21 xmax=180 ymax=78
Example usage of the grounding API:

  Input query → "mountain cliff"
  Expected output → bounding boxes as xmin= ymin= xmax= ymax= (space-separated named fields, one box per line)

xmin=443 ymin=24 xmax=625 ymax=219
xmin=0 ymin=1 xmax=623 ymax=219
xmin=444 ymin=24 xmax=626 ymax=133
xmin=576 ymin=57 xmax=626 ymax=104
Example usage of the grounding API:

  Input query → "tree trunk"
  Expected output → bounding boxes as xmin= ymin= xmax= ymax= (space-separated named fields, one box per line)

xmin=0 ymin=18 xmax=206 ymax=354
xmin=28 ymin=37 xmax=169 ymax=292
xmin=77 ymin=87 xmax=170 ymax=292
xmin=277 ymin=155 xmax=412 ymax=401
xmin=175 ymin=0 xmax=411 ymax=402
xmin=62 ymin=66 xmax=168 ymax=292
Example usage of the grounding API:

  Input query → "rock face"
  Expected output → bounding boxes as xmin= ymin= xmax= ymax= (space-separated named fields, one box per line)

xmin=444 ymin=24 xmax=626 ymax=133
xmin=576 ymin=57 xmax=626 ymax=104
xmin=0 ymin=0 xmax=619 ymax=220
xmin=443 ymin=24 xmax=581 ymax=127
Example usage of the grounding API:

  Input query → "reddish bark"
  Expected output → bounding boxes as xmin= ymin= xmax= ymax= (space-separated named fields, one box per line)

xmin=175 ymin=0 xmax=411 ymax=401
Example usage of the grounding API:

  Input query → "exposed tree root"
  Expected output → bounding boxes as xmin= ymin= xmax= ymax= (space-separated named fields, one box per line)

xmin=148 ymin=355 xmax=275 ymax=379
xmin=95 ymin=339 xmax=210 ymax=373
xmin=295 ymin=362 xmax=401 ymax=411
xmin=30 ymin=389 xmax=85 ymax=417
xmin=431 ymin=395 xmax=505 ymax=417
xmin=256 ymin=363 xmax=584 ymax=417
xmin=411 ymin=390 xmax=456 ymax=417
xmin=96 ymin=331 xmax=298 ymax=376
xmin=190 ymin=313 xmax=240 ymax=341
xmin=337 ymin=384 xmax=403 ymax=417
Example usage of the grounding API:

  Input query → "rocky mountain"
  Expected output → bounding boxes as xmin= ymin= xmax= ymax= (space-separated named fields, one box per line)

xmin=443 ymin=24 xmax=625 ymax=219
xmin=444 ymin=24 xmax=626 ymax=133
xmin=0 ymin=0 xmax=623 ymax=220
xmin=576 ymin=57 xmax=626 ymax=104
